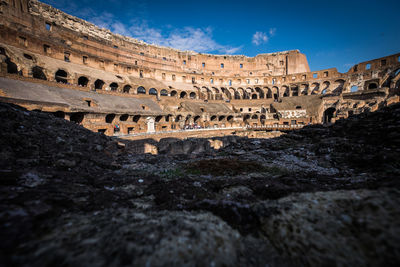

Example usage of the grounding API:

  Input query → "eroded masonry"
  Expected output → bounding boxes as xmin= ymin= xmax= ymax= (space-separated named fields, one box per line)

xmin=1 ymin=0 xmax=400 ymax=136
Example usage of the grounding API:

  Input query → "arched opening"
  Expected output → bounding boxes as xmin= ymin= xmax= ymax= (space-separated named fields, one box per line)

xmin=180 ymin=91 xmax=187 ymax=99
xmin=120 ymin=114 xmax=129 ymax=121
xmin=218 ymin=115 xmax=225 ymax=121
xmin=70 ymin=112 xmax=84 ymax=124
xmin=272 ymin=87 xmax=279 ymax=100
xmin=170 ymin=90 xmax=177 ymax=97
xmin=350 ymin=85 xmax=358 ymax=92
xmin=95 ymin=79 xmax=105 ymax=90
xmin=55 ymin=69 xmax=68 ymax=84
xmin=291 ymin=86 xmax=299 ymax=96
xmin=251 ymin=94 xmax=258 ymax=99
xmin=332 ymin=80 xmax=345 ymax=95
xmin=190 ymin=92 xmax=196 ymax=99
xmin=109 ymin=83 xmax=118 ymax=91
xmin=78 ymin=76 xmax=89 ymax=87
xmin=210 ymin=115 xmax=217 ymax=121
xmin=160 ymin=89 xmax=168 ymax=96
xmin=194 ymin=116 xmax=201 ymax=123
xmin=234 ymin=90 xmax=241 ymax=99
xmin=105 ymin=114 xmax=116 ymax=123
xmin=227 ymin=115 xmax=233 ymax=122
xmin=132 ymin=115 xmax=141 ymax=123
xmin=255 ymin=87 xmax=264 ymax=99
xmin=282 ymin=86 xmax=290 ymax=97
xmin=321 ymin=82 xmax=330 ymax=95
xmin=260 ymin=114 xmax=266 ymax=120
xmin=137 ymin=86 xmax=146 ymax=94
xmin=53 ymin=111 xmax=65 ymax=119
xmin=175 ymin=115 xmax=182 ymax=122
xmin=311 ymin=83 xmax=320 ymax=95
xmin=251 ymin=114 xmax=258 ymax=120
xmin=6 ymin=58 xmax=18 ymax=74
xmin=185 ymin=115 xmax=191 ymax=124
xmin=244 ymin=114 xmax=250 ymax=121
xmin=123 ymin=85 xmax=131 ymax=93
xmin=300 ymin=84 xmax=308 ymax=95
xmin=323 ymin=108 xmax=336 ymax=124
xmin=32 ymin=66 xmax=47 ymax=80
xmin=155 ymin=116 xmax=163 ymax=123
xmin=368 ymin=83 xmax=378 ymax=89
xmin=149 ymin=88 xmax=157 ymax=95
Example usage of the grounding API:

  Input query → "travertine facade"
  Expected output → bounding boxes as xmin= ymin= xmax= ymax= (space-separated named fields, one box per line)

xmin=0 ymin=0 xmax=399 ymax=136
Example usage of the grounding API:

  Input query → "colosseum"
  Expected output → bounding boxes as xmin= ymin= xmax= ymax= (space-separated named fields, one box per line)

xmin=2 ymin=1 xmax=400 ymax=266
xmin=1 ymin=0 xmax=399 ymax=138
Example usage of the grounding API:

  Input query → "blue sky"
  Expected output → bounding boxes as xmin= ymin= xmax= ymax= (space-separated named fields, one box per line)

xmin=42 ymin=0 xmax=400 ymax=73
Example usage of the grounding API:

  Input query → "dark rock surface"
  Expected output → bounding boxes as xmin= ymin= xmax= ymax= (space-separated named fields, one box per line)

xmin=0 ymin=102 xmax=399 ymax=266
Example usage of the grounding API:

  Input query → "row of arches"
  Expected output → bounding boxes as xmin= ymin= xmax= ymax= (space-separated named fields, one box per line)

xmin=9 ymin=63 xmax=398 ymax=102
xmin=102 ymin=113 xmax=235 ymax=124
xmin=195 ymin=80 xmax=347 ymax=100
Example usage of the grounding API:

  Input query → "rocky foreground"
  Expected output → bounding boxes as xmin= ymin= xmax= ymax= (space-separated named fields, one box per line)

xmin=0 ymin=102 xmax=399 ymax=266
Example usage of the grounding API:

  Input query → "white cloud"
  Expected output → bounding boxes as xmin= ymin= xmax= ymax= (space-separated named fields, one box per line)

xmin=252 ymin=32 xmax=269 ymax=45
xmin=252 ymin=28 xmax=277 ymax=46
xmin=85 ymin=13 xmax=242 ymax=54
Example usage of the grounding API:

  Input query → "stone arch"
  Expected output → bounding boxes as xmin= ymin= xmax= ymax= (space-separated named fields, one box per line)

xmin=300 ymin=84 xmax=309 ymax=95
xmin=311 ymin=83 xmax=320 ymax=95
xmin=255 ymin=87 xmax=264 ymax=98
xmin=175 ymin=114 xmax=183 ymax=122
xmin=137 ymin=86 xmax=146 ymax=94
xmin=251 ymin=94 xmax=258 ymax=99
xmin=282 ymin=86 xmax=290 ymax=97
xmin=180 ymin=91 xmax=187 ymax=99
xmin=264 ymin=87 xmax=272 ymax=98
xmin=185 ymin=115 xmax=192 ymax=124
xmin=155 ymin=115 xmax=163 ymax=123
xmin=5 ymin=58 xmax=18 ymax=74
xmin=94 ymin=79 xmax=105 ymax=90
xmin=149 ymin=88 xmax=157 ymax=95
xmin=210 ymin=115 xmax=217 ymax=121
xmin=160 ymin=89 xmax=168 ymax=96
xmin=105 ymin=114 xmax=116 ymax=123
xmin=55 ymin=69 xmax=68 ymax=83
xmin=78 ymin=76 xmax=89 ymax=87
xmin=218 ymin=115 xmax=225 ymax=121
xmin=251 ymin=114 xmax=258 ymax=120
xmin=189 ymin=92 xmax=196 ymax=99
xmin=170 ymin=90 xmax=177 ymax=97
xmin=332 ymin=79 xmax=345 ymax=95
xmin=123 ymin=85 xmax=132 ymax=93
xmin=227 ymin=115 xmax=233 ymax=122
xmin=234 ymin=89 xmax=241 ymax=99
xmin=194 ymin=115 xmax=201 ymax=123
xmin=323 ymin=107 xmax=336 ymax=123
xmin=272 ymin=86 xmax=279 ymax=100
xmin=221 ymin=87 xmax=231 ymax=99
xmin=321 ymin=81 xmax=330 ymax=95
xmin=32 ymin=66 xmax=47 ymax=80
xmin=109 ymin=82 xmax=118 ymax=91
xmin=291 ymin=85 xmax=299 ymax=96
xmin=368 ymin=82 xmax=378 ymax=89
xmin=120 ymin=114 xmax=129 ymax=121
xmin=70 ymin=112 xmax=84 ymax=124
xmin=132 ymin=115 xmax=141 ymax=123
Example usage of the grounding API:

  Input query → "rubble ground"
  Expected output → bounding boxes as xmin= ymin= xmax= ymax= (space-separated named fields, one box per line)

xmin=0 ymin=102 xmax=399 ymax=266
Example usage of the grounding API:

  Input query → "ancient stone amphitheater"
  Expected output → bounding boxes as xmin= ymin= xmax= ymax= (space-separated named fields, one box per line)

xmin=1 ymin=0 xmax=399 ymax=137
